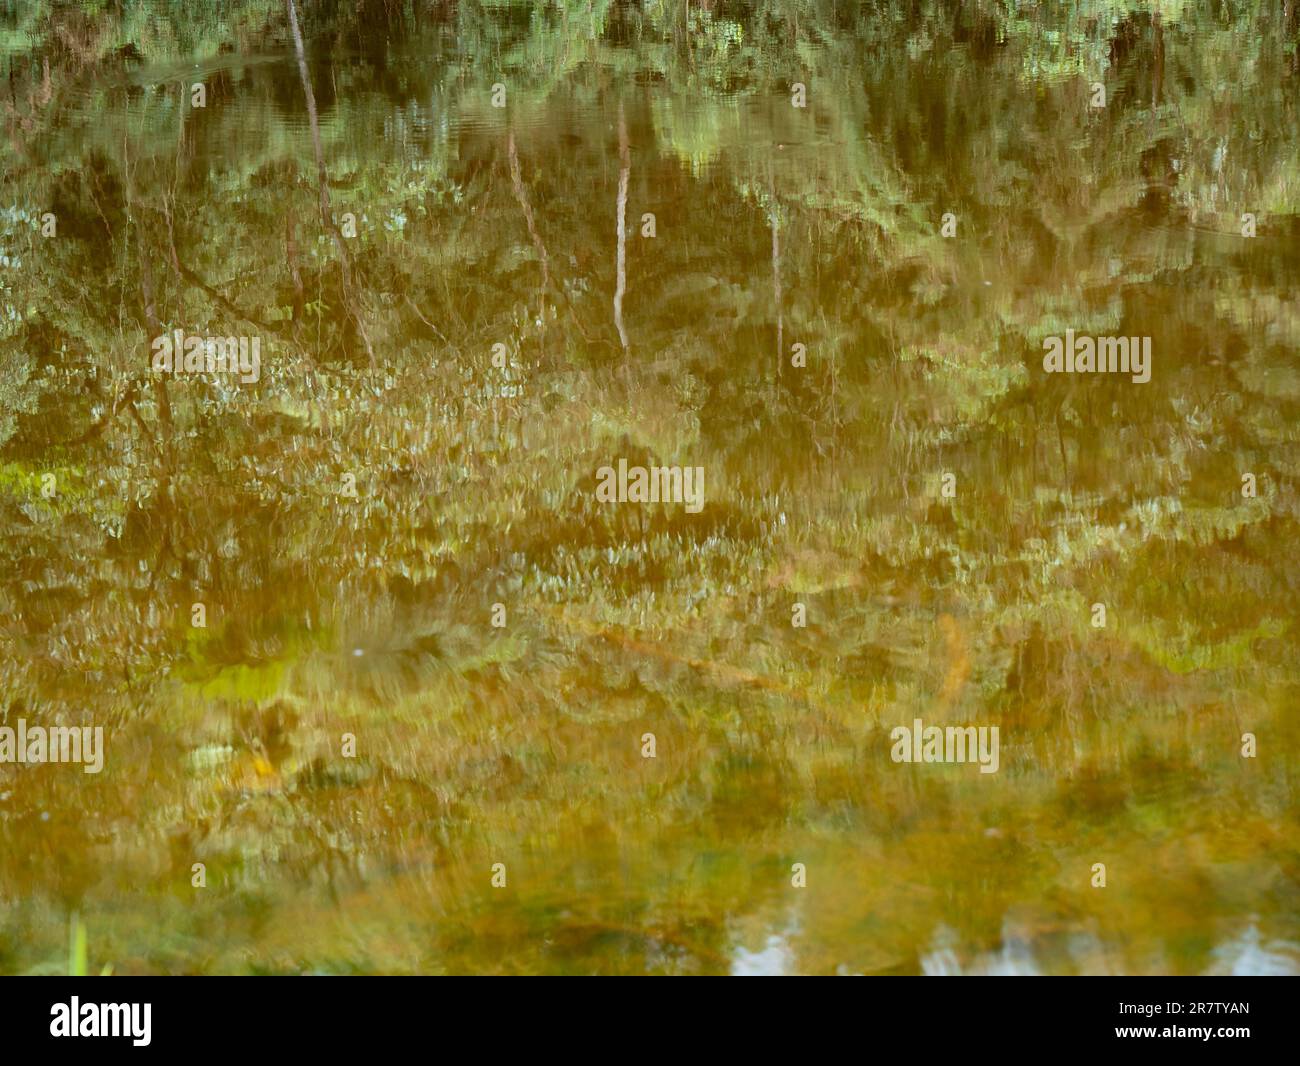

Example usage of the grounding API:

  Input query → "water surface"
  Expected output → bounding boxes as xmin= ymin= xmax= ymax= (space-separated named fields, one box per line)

xmin=1 ymin=1 xmax=1298 ymax=975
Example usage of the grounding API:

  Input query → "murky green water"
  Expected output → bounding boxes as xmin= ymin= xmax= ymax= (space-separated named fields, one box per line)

xmin=1 ymin=1 xmax=1298 ymax=975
